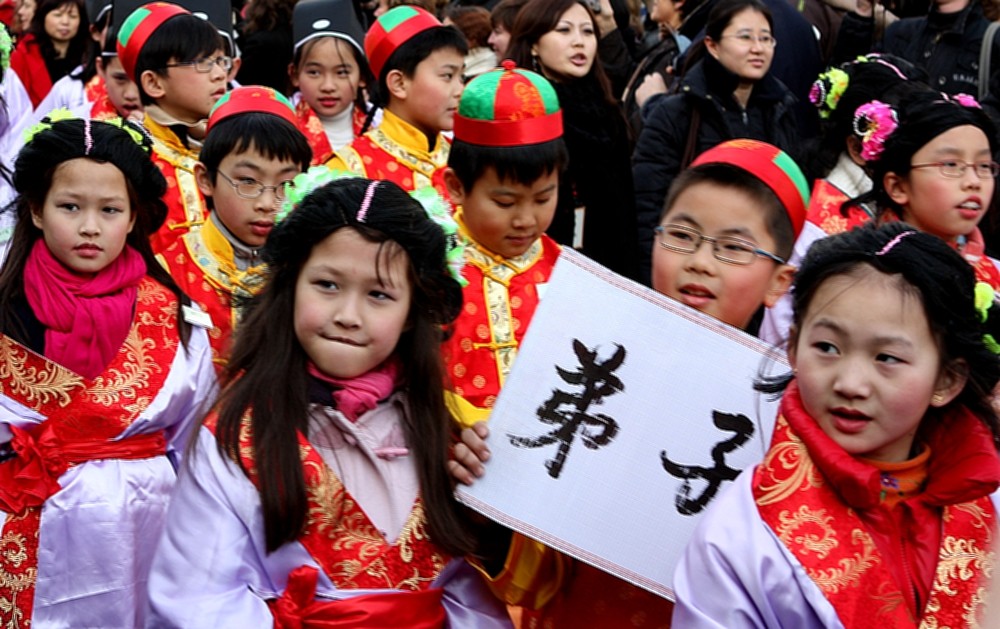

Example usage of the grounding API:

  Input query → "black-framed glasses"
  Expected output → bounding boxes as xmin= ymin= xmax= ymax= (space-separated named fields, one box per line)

xmin=164 ymin=55 xmax=233 ymax=73
xmin=720 ymin=32 xmax=776 ymax=48
xmin=217 ymin=171 xmax=294 ymax=201
xmin=910 ymin=160 xmax=1000 ymax=179
xmin=654 ymin=224 xmax=786 ymax=265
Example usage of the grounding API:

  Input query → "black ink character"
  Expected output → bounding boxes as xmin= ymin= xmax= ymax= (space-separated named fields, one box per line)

xmin=661 ymin=410 xmax=754 ymax=515
xmin=508 ymin=339 xmax=625 ymax=478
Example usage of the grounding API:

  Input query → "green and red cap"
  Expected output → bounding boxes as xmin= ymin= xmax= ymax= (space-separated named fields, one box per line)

xmin=206 ymin=86 xmax=298 ymax=133
xmin=116 ymin=1 xmax=190 ymax=82
xmin=691 ymin=139 xmax=809 ymax=237
xmin=364 ymin=5 xmax=441 ymax=82
xmin=453 ymin=60 xmax=563 ymax=147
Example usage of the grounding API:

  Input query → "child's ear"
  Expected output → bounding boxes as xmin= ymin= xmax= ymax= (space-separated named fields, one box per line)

xmin=140 ymin=70 xmax=167 ymax=101
xmin=762 ymin=263 xmax=795 ymax=309
xmin=228 ymin=57 xmax=241 ymax=81
xmin=386 ymin=69 xmax=408 ymax=100
xmin=931 ymin=360 xmax=969 ymax=408
xmin=845 ymin=136 xmax=865 ymax=166
xmin=30 ymin=204 xmax=43 ymax=230
xmin=786 ymin=325 xmax=799 ymax=366
xmin=194 ymin=162 xmax=214 ymax=198
xmin=288 ymin=63 xmax=300 ymax=89
xmin=442 ymin=168 xmax=466 ymax=206
xmin=884 ymin=171 xmax=911 ymax=207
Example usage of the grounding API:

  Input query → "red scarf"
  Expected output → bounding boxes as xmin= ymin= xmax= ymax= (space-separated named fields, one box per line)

xmin=307 ymin=358 xmax=401 ymax=422
xmin=23 ymin=239 xmax=146 ymax=379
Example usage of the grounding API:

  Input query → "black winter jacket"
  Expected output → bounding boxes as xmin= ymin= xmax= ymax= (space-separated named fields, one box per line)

xmin=631 ymin=56 xmax=800 ymax=285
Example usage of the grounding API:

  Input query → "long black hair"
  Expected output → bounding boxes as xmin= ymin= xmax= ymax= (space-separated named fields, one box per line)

xmin=757 ymin=222 xmax=1000 ymax=445
xmin=0 ymin=116 xmax=193 ymax=345
xmin=213 ymin=177 xmax=477 ymax=556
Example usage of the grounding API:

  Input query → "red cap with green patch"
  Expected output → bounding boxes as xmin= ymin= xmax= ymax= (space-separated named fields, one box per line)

xmin=116 ymin=2 xmax=190 ymax=82
xmin=453 ymin=60 xmax=562 ymax=147
xmin=364 ymin=5 xmax=441 ymax=82
xmin=206 ymin=86 xmax=299 ymax=133
xmin=691 ymin=139 xmax=809 ymax=238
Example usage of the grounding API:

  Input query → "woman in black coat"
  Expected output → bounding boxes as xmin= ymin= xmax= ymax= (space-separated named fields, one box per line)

xmin=508 ymin=0 xmax=640 ymax=281
xmin=632 ymin=0 xmax=801 ymax=285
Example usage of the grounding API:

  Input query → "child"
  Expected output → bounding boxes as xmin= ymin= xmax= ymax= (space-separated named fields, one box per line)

xmin=0 ymin=115 xmax=215 ymax=626
xmin=441 ymin=61 xmax=566 ymax=414
xmin=289 ymin=0 xmax=374 ymax=165
xmin=327 ymin=5 xmax=468 ymax=197
xmin=673 ymin=222 xmax=1000 ymax=627
xmin=158 ymin=85 xmax=312 ymax=373
xmin=117 ymin=0 xmax=228 ymax=254
xmin=72 ymin=22 xmax=142 ymax=120
xmin=852 ymin=92 xmax=1000 ymax=288
xmin=451 ymin=139 xmax=808 ymax=627
xmin=147 ymin=174 xmax=512 ymax=627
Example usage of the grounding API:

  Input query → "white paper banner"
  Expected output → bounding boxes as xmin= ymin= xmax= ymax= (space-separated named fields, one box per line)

xmin=455 ymin=248 xmax=786 ymax=601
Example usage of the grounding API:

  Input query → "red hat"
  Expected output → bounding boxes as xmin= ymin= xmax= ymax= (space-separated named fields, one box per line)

xmin=116 ymin=2 xmax=190 ymax=82
xmin=364 ymin=5 xmax=441 ymax=81
xmin=691 ymin=139 xmax=809 ymax=237
xmin=454 ymin=61 xmax=563 ymax=147
xmin=206 ymin=86 xmax=298 ymax=133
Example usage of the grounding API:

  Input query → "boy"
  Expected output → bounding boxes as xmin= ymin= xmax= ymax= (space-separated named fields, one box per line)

xmin=158 ymin=86 xmax=312 ymax=372
xmin=452 ymin=139 xmax=808 ymax=627
xmin=117 ymin=0 xmax=229 ymax=253
xmin=441 ymin=60 xmax=566 ymax=416
xmin=74 ymin=20 xmax=142 ymax=120
xmin=327 ymin=5 xmax=467 ymax=197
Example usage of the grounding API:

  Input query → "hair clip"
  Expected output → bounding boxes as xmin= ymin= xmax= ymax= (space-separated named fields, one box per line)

xmin=410 ymin=186 xmax=467 ymax=287
xmin=874 ymin=229 xmax=915 ymax=256
xmin=357 ymin=180 xmax=379 ymax=223
xmin=941 ymin=93 xmax=982 ymax=109
xmin=83 ymin=119 xmax=93 ymax=156
xmin=853 ymin=100 xmax=898 ymax=161
xmin=0 ymin=25 xmax=12 ymax=73
xmin=809 ymin=67 xmax=849 ymax=119
xmin=974 ymin=282 xmax=1000 ymax=354
xmin=854 ymin=53 xmax=907 ymax=80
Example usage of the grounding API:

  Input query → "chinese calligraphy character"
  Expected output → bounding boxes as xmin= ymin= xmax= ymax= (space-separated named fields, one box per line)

xmin=660 ymin=410 xmax=754 ymax=515
xmin=508 ymin=339 xmax=625 ymax=478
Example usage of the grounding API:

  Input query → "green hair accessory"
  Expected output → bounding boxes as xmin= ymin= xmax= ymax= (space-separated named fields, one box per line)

xmin=808 ymin=67 xmax=849 ymax=120
xmin=974 ymin=282 xmax=1000 ymax=354
xmin=23 ymin=108 xmax=76 ymax=144
xmin=0 ymin=24 xmax=12 ymax=73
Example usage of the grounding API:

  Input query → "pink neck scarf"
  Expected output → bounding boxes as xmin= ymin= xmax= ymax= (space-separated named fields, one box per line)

xmin=23 ymin=239 xmax=146 ymax=379
xmin=307 ymin=358 xmax=401 ymax=422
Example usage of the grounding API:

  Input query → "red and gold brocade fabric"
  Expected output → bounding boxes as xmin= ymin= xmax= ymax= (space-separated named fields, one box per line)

xmin=806 ymin=179 xmax=873 ymax=236
xmin=327 ymin=109 xmax=450 ymax=198
xmin=0 ymin=278 xmax=180 ymax=626
xmin=145 ymin=114 xmax=208 ymax=255
xmin=206 ymin=410 xmax=453 ymax=623
xmin=754 ymin=383 xmax=998 ymax=628
xmin=295 ymin=100 xmax=368 ymax=166
xmin=443 ymin=224 xmax=560 ymax=413
xmin=157 ymin=219 xmax=267 ymax=373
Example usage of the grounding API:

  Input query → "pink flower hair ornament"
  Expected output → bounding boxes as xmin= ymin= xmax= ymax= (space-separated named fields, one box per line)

xmin=853 ymin=100 xmax=899 ymax=162
xmin=809 ymin=67 xmax=850 ymax=120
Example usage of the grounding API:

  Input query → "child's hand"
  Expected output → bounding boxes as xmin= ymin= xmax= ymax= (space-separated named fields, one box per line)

xmin=449 ymin=422 xmax=491 ymax=486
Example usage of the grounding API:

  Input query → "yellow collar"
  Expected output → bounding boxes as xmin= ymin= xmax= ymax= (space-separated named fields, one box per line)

xmin=379 ymin=108 xmax=443 ymax=156
xmin=455 ymin=210 xmax=542 ymax=276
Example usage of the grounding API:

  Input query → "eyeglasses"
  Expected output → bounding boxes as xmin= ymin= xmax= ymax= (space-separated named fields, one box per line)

xmin=910 ymin=160 xmax=1000 ymax=179
xmin=720 ymin=33 xmax=776 ymax=48
xmin=164 ymin=55 xmax=233 ymax=73
xmin=217 ymin=171 xmax=295 ymax=201
xmin=654 ymin=224 xmax=786 ymax=265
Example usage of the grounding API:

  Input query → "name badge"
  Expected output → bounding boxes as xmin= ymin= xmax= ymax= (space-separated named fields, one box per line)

xmin=182 ymin=305 xmax=213 ymax=329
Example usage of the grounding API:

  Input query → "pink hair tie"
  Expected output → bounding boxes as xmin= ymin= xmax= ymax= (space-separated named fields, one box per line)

xmin=357 ymin=180 xmax=379 ymax=223
xmin=950 ymin=93 xmax=982 ymax=109
xmin=875 ymin=230 xmax=916 ymax=256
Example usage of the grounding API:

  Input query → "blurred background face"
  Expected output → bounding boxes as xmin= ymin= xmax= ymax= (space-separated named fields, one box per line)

xmin=15 ymin=0 xmax=35 ymax=33
xmin=531 ymin=3 xmax=597 ymax=81
xmin=44 ymin=1 xmax=80 ymax=49
xmin=705 ymin=8 xmax=773 ymax=83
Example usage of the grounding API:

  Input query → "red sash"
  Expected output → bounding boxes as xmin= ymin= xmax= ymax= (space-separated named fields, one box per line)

xmin=269 ymin=566 xmax=445 ymax=628
xmin=0 ymin=278 xmax=181 ymax=625
xmin=296 ymin=100 xmax=335 ymax=166
xmin=207 ymin=409 xmax=453 ymax=621
xmin=754 ymin=413 xmax=996 ymax=627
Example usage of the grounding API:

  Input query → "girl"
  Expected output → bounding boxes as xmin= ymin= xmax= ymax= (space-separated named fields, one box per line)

xmin=673 ymin=222 xmax=1000 ymax=627
xmin=9 ymin=0 xmax=90 ymax=107
xmin=289 ymin=0 xmax=376 ymax=165
xmin=850 ymin=91 xmax=1000 ymax=289
xmin=147 ymin=174 xmax=512 ymax=627
xmin=632 ymin=0 xmax=800 ymax=285
xmin=508 ymin=0 xmax=641 ymax=281
xmin=0 ymin=115 xmax=215 ymax=625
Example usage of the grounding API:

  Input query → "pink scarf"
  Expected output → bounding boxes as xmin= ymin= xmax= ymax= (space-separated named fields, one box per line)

xmin=23 ymin=239 xmax=146 ymax=379
xmin=307 ymin=358 xmax=401 ymax=423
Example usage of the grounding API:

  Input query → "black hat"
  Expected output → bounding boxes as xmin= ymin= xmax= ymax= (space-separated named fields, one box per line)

xmin=87 ymin=0 xmax=112 ymax=25
xmin=292 ymin=0 xmax=365 ymax=58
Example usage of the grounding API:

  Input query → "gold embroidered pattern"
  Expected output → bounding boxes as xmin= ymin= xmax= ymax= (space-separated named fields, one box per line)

xmin=808 ymin=528 xmax=879 ymax=594
xmin=0 ymin=337 xmax=83 ymax=409
xmin=934 ymin=536 xmax=993 ymax=597
xmin=755 ymin=418 xmax=824 ymax=506
xmin=775 ymin=505 xmax=837 ymax=559
xmin=0 ymin=520 xmax=35 ymax=629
